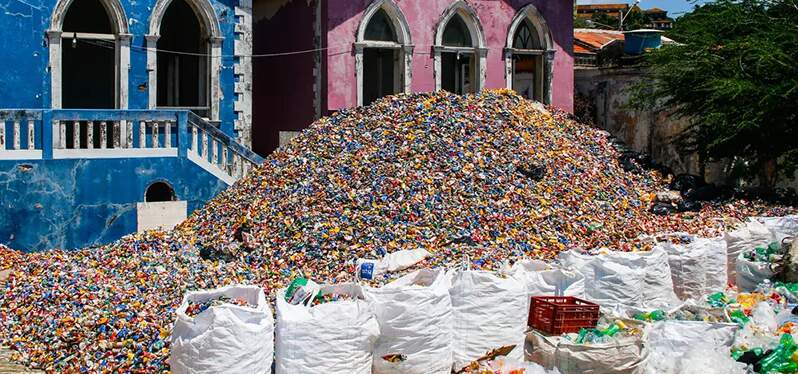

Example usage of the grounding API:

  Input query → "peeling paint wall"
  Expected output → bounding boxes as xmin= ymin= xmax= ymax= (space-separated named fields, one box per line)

xmin=323 ymin=0 xmax=574 ymax=112
xmin=575 ymin=67 xmax=713 ymax=178
xmin=0 ymin=157 xmax=228 ymax=252
xmin=251 ymin=0 xmax=315 ymax=155
xmin=251 ymin=0 xmax=574 ymax=155
xmin=0 ymin=0 xmax=252 ymax=144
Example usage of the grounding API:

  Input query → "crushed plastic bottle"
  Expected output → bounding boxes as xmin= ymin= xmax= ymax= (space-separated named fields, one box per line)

xmin=634 ymin=309 xmax=667 ymax=322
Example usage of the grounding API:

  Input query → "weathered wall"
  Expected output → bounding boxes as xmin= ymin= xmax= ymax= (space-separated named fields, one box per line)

xmin=0 ymin=157 xmax=227 ymax=252
xmin=323 ymin=0 xmax=574 ymax=112
xmin=251 ymin=0 xmax=316 ymax=155
xmin=575 ymin=66 xmax=721 ymax=180
xmin=0 ymin=0 xmax=249 ymax=141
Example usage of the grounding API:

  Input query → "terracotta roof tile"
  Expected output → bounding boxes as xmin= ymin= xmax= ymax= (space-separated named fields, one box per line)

xmin=573 ymin=29 xmax=625 ymax=51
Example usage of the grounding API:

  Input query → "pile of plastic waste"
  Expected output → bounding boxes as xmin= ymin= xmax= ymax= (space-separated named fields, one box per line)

xmin=0 ymin=90 xmax=793 ymax=372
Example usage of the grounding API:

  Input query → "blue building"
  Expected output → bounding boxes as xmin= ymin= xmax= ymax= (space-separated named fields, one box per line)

xmin=0 ymin=0 xmax=260 ymax=251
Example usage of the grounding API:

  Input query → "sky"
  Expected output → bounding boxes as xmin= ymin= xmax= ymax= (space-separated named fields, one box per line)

xmin=576 ymin=0 xmax=712 ymax=17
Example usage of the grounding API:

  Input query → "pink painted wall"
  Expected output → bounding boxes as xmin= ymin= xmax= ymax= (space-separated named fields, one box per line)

xmin=324 ymin=0 xmax=574 ymax=112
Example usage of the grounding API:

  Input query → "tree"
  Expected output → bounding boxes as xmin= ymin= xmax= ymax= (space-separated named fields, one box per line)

xmin=631 ymin=0 xmax=798 ymax=187
xmin=622 ymin=7 xmax=651 ymax=31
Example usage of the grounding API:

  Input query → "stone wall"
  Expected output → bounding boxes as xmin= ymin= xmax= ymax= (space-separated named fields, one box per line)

xmin=575 ymin=66 xmax=715 ymax=180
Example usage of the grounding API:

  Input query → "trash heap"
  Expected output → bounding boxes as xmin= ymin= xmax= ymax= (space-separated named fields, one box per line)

xmin=0 ymin=90 xmax=792 ymax=372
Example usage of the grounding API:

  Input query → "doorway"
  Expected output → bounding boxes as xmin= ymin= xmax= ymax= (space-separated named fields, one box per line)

xmin=157 ymin=0 xmax=209 ymax=117
xmin=61 ymin=0 xmax=116 ymax=109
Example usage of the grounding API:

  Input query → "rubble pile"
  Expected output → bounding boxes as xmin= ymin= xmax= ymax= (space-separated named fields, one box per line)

xmin=0 ymin=90 xmax=791 ymax=372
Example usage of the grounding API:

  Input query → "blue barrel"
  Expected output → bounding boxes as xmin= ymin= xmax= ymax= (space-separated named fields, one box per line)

xmin=623 ymin=29 xmax=663 ymax=55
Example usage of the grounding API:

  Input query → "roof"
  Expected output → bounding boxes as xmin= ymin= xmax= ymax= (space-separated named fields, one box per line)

xmin=573 ymin=28 xmax=625 ymax=52
xmin=574 ymin=44 xmax=592 ymax=54
xmin=644 ymin=7 xmax=666 ymax=14
xmin=576 ymin=4 xmax=629 ymax=11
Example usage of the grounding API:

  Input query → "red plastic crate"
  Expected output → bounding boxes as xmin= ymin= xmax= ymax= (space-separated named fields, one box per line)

xmin=529 ymin=296 xmax=600 ymax=335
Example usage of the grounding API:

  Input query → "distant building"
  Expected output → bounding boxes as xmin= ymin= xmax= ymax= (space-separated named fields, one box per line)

xmin=645 ymin=7 xmax=674 ymax=30
xmin=573 ymin=29 xmax=625 ymax=67
xmin=575 ymin=3 xmax=629 ymax=19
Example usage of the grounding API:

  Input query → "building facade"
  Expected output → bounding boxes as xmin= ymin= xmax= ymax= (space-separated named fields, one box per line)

xmin=0 ymin=0 xmax=261 ymax=251
xmin=253 ymin=0 xmax=574 ymax=154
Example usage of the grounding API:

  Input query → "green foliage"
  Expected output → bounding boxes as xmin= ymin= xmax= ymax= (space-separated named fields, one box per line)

xmin=622 ymin=7 xmax=652 ymax=31
xmin=631 ymin=0 xmax=798 ymax=186
xmin=586 ymin=8 xmax=651 ymax=31
xmin=574 ymin=15 xmax=591 ymax=29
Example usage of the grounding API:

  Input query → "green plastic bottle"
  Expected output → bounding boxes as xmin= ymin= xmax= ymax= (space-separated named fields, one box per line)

xmin=760 ymin=334 xmax=797 ymax=373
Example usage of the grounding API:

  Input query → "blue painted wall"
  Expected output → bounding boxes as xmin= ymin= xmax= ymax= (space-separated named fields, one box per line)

xmin=0 ymin=157 xmax=228 ymax=252
xmin=0 ymin=0 xmax=242 ymax=137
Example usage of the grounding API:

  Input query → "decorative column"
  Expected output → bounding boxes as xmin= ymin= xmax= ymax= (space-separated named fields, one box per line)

xmin=402 ymin=45 xmax=414 ymax=94
xmin=543 ymin=49 xmax=556 ymax=105
xmin=117 ymin=33 xmax=132 ymax=109
xmin=209 ymin=36 xmax=224 ymax=122
xmin=47 ymin=31 xmax=62 ymax=109
xmin=145 ymin=34 xmax=160 ymax=109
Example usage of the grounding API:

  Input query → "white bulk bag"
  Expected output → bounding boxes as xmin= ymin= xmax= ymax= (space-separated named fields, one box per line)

xmin=758 ymin=215 xmax=798 ymax=242
xmin=366 ymin=269 xmax=453 ymax=374
xmin=527 ymin=328 xmax=648 ymax=374
xmin=724 ymin=219 xmax=774 ymax=284
xmin=170 ymin=285 xmax=274 ymax=374
xmin=735 ymin=251 xmax=776 ymax=292
xmin=275 ymin=283 xmax=380 ymax=374
xmin=449 ymin=270 xmax=528 ymax=371
xmin=511 ymin=259 xmax=586 ymax=298
xmin=559 ymin=250 xmax=673 ymax=312
xmin=658 ymin=235 xmax=727 ymax=300
xmin=645 ymin=320 xmax=738 ymax=374
xmin=631 ymin=248 xmax=679 ymax=308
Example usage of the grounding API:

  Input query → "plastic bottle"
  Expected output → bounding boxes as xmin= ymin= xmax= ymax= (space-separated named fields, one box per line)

xmin=760 ymin=334 xmax=797 ymax=373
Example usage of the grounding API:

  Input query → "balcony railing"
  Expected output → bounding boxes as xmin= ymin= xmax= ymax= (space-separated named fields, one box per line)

xmin=0 ymin=109 xmax=262 ymax=184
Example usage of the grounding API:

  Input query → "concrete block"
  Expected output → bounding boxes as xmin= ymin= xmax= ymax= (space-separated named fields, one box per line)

xmin=136 ymin=201 xmax=187 ymax=232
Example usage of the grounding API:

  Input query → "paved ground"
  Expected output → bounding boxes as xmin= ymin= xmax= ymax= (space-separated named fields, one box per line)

xmin=0 ymin=348 xmax=41 ymax=373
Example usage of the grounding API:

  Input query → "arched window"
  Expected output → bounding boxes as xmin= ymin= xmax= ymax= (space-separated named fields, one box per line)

xmin=513 ymin=19 xmax=541 ymax=50
xmin=61 ymin=0 xmax=114 ymax=110
xmin=148 ymin=0 xmax=222 ymax=121
xmin=355 ymin=0 xmax=412 ymax=106
xmin=156 ymin=0 xmax=209 ymax=118
xmin=52 ymin=0 xmax=129 ymax=110
xmin=145 ymin=181 xmax=176 ymax=202
xmin=365 ymin=9 xmax=397 ymax=42
xmin=443 ymin=15 xmax=472 ymax=48
xmin=505 ymin=5 xmax=555 ymax=104
xmin=434 ymin=4 xmax=485 ymax=95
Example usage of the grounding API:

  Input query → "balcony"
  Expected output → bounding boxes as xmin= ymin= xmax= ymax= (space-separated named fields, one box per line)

xmin=0 ymin=109 xmax=262 ymax=185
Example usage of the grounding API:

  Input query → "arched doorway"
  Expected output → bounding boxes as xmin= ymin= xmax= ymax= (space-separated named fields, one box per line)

xmin=61 ymin=0 xmax=114 ymax=108
xmin=148 ymin=0 xmax=222 ymax=121
xmin=505 ymin=5 xmax=555 ymax=104
xmin=355 ymin=0 xmax=413 ymax=106
xmin=433 ymin=1 xmax=486 ymax=95
xmin=157 ymin=0 xmax=208 ymax=117
xmin=145 ymin=181 xmax=176 ymax=202
xmin=48 ymin=0 xmax=129 ymax=109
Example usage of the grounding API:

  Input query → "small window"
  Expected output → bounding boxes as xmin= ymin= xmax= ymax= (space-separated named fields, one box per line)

xmin=513 ymin=19 xmax=541 ymax=50
xmin=442 ymin=14 xmax=472 ymax=47
xmin=364 ymin=8 xmax=397 ymax=42
xmin=145 ymin=181 xmax=176 ymax=202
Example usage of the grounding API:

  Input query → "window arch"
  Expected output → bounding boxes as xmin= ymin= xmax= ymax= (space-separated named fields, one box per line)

xmin=147 ymin=0 xmax=222 ymax=121
xmin=47 ymin=0 xmax=130 ymax=109
xmin=433 ymin=1 xmax=486 ymax=94
xmin=504 ymin=4 xmax=555 ymax=104
xmin=355 ymin=0 xmax=413 ymax=106
xmin=365 ymin=8 xmax=397 ymax=42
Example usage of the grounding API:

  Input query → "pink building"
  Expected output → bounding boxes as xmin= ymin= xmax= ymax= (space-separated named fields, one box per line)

xmin=253 ymin=0 xmax=574 ymax=155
